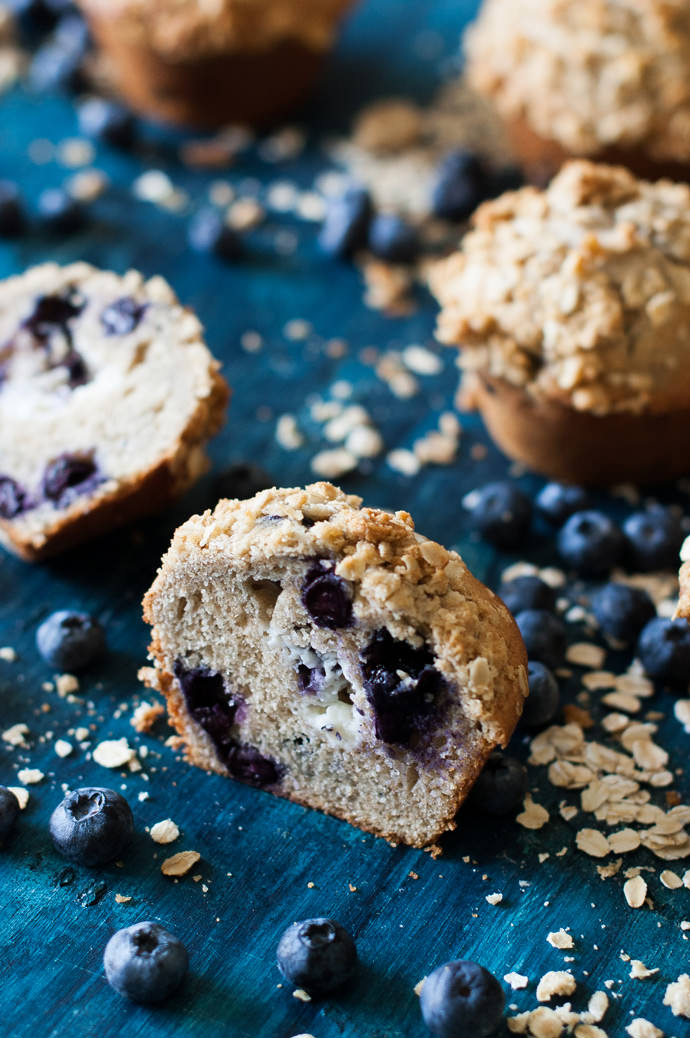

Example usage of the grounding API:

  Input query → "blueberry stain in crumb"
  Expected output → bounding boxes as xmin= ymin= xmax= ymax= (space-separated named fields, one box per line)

xmin=100 ymin=296 xmax=146 ymax=336
xmin=104 ymin=922 xmax=188 ymax=1004
xmin=277 ymin=917 xmax=357 ymax=996
xmin=42 ymin=452 xmax=102 ymax=506
xmin=49 ymin=787 xmax=133 ymax=866
xmin=0 ymin=474 xmax=31 ymax=519
xmin=301 ymin=561 xmax=354 ymax=630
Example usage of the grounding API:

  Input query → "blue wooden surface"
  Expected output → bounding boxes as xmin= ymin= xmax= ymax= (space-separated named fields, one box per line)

xmin=1 ymin=3 xmax=689 ymax=1036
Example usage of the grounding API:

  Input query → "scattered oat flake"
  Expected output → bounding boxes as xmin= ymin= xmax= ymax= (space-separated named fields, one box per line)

xmin=93 ymin=737 xmax=136 ymax=769
xmin=576 ymin=829 xmax=611 ymax=858
xmin=161 ymin=850 xmax=200 ymax=877
xmin=626 ymin=1021 xmax=664 ymax=1038
xmin=292 ymin=988 xmax=312 ymax=1003
xmin=623 ymin=875 xmax=647 ymax=908
xmin=587 ymin=991 xmax=608 ymax=1022
xmin=115 ymin=894 xmax=131 ymax=904
xmin=276 ymin=414 xmax=304 ymax=450
xmin=504 ymin=972 xmax=529 ymax=990
xmin=517 ymin=795 xmax=549 ymax=830
xmin=664 ymin=974 xmax=690 ymax=1018
xmin=310 ymin=447 xmax=357 ymax=479
xmin=485 ymin=892 xmax=503 ymax=905
xmin=547 ymin=929 xmax=573 ymax=950
xmin=387 ymin=448 xmax=420 ymax=476
xmin=17 ymin=768 xmax=43 ymax=785
xmin=566 ymin=643 xmax=606 ymax=669
xmin=660 ymin=869 xmax=683 ymax=889
xmin=150 ymin=819 xmax=180 ymax=845
xmin=536 ymin=970 xmax=576 ymax=1002
xmin=629 ymin=960 xmax=658 ymax=979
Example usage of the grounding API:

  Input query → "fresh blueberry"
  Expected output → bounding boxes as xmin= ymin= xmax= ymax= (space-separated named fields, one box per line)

xmin=188 ymin=207 xmax=243 ymax=261
xmin=466 ymin=752 xmax=526 ymax=815
xmin=468 ymin=481 xmax=532 ymax=549
xmin=0 ymin=475 xmax=30 ymax=519
xmin=515 ymin=609 xmax=567 ymax=669
xmin=498 ymin=575 xmax=556 ymax=616
xmin=623 ymin=507 xmax=684 ymax=572
xmin=36 ymin=609 xmax=105 ymax=671
xmin=213 ymin=461 xmax=273 ymax=500
xmin=319 ymin=185 xmax=372 ymax=258
xmin=591 ymin=583 xmax=656 ymax=644
xmin=367 ymin=212 xmax=419 ymax=263
xmin=100 ymin=296 xmax=146 ymax=336
xmin=301 ymin=562 xmax=354 ymax=629
xmin=42 ymin=452 xmax=101 ymax=506
xmin=104 ymin=922 xmax=188 ymax=1004
xmin=522 ymin=661 xmax=560 ymax=729
xmin=0 ymin=787 xmax=20 ymax=842
xmin=430 ymin=150 xmax=492 ymax=221
xmin=50 ymin=787 xmax=133 ymax=865
xmin=0 ymin=181 xmax=26 ymax=238
xmin=78 ymin=97 xmax=136 ymax=148
xmin=557 ymin=510 xmax=624 ymax=576
xmin=37 ymin=187 xmax=86 ymax=234
xmin=276 ymin=917 xmax=357 ymax=996
xmin=536 ymin=482 xmax=589 ymax=526
xmin=420 ymin=959 xmax=505 ymax=1038
xmin=637 ymin=617 xmax=690 ymax=688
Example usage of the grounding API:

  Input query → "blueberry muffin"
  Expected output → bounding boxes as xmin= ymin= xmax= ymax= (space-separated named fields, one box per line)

xmin=430 ymin=160 xmax=690 ymax=485
xmin=465 ymin=0 xmax=690 ymax=183
xmin=0 ymin=262 xmax=229 ymax=561
xmin=77 ymin=0 xmax=354 ymax=128
xmin=142 ymin=482 xmax=527 ymax=847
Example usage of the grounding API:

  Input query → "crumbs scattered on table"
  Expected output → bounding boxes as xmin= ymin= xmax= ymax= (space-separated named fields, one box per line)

xmin=149 ymin=819 xmax=180 ymax=845
xmin=161 ymin=851 xmax=201 ymax=877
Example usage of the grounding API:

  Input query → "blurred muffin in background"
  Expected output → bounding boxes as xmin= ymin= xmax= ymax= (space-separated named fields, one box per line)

xmin=464 ymin=0 xmax=690 ymax=183
xmin=77 ymin=0 xmax=355 ymax=128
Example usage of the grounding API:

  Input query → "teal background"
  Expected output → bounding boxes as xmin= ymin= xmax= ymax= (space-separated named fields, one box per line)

xmin=1 ymin=2 xmax=689 ymax=1036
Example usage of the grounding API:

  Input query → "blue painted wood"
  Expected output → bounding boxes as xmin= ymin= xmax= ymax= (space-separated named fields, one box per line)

xmin=1 ymin=3 xmax=689 ymax=1036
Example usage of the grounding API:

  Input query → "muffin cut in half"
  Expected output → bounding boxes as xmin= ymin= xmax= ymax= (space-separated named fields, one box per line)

xmin=77 ymin=0 xmax=354 ymax=128
xmin=465 ymin=0 xmax=690 ymax=183
xmin=430 ymin=160 xmax=690 ymax=485
xmin=0 ymin=262 xmax=229 ymax=561
xmin=142 ymin=482 xmax=527 ymax=847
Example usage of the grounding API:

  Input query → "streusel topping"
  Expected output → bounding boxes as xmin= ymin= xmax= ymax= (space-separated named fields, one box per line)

xmin=78 ymin=0 xmax=352 ymax=58
xmin=464 ymin=0 xmax=690 ymax=162
xmin=431 ymin=161 xmax=690 ymax=415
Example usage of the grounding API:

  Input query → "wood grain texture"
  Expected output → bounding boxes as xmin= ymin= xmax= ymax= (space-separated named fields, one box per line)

xmin=1 ymin=3 xmax=689 ymax=1037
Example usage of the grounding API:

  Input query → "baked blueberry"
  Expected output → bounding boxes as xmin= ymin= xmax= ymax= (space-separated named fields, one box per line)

xmin=557 ymin=510 xmax=624 ymax=576
xmin=591 ymin=583 xmax=656 ymax=644
xmin=100 ymin=296 xmax=146 ymax=336
xmin=637 ymin=617 xmax=690 ymax=688
xmin=188 ymin=207 xmax=243 ymax=261
xmin=213 ymin=461 xmax=273 ymax=501
xmin=515 ymin=609 xmax=566 ymax=669
xmin=468 ymin=481 xmax=532 ymax=549
xmin=42 ymin=452 xmax=101 ymax=506
xmin=38 ymin=188 xmax=86 ymax=234
xmin=104 ymin=922 xmax=188 ymax=1004
xmin=497 ymin=575 xmax=556 ymax=616
xmin=0 ymin=181 xmax=26 ymax=238
xmin=224 ymin=743 xmax=281 ymax=788
xmin=0 ymin=787 xmax=20 ymax=842
xmin=420 ymin=959 xmax=505 ymax=1038
xmin=430 ymin=150 xmax=491 ymax=221
xmin=0 ymin=475 xmax=30 ymax=519
xmin=23 ymin=292 xmax=83 ymax=341
xmin=623 ymin=507 xmax=684 ymax=572
xmin=50 ymin=787 xmax=133 ymax=866
xmin=466 ymin=752 xmax=526 ymax=815
xmin=36 ymin=609 xmax=105 ymax=671
xmin=301 ymin=562 xmax=353 ymax=629
xmin=319 ymin=185 xmax=372 ymax=258
xmin=521 ymin=661 xmax=559 ymax=729
xmin=536 ymin=482 xmax=589 ymax=526
xmin=276 ymin=917 xmax=357 ymax=996
xmin=367 ymin=213 xmax=419 ymax=263
xmin=78 ymin=97 xmax=136 ymax=148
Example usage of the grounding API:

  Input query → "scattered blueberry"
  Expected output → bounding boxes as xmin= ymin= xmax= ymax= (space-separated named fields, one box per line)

xmin=420 ymin=959 xmax=505 ymax=1038
xmin=29 ymin=15 xmax=89 ymax=92
xmin=0 ymin=181 xmax=26 ymax=238
xmin=42 ymin=452 xmax=101 ymax=506
xmin=37 ymin=187 xmax=86 ymax=234
xmin=100 ymin=296 xmax=146 ymax=336
xmin=78 ymin=97 xmax=136 ymax=148
xmin=430 ymin=150 xmax=491 ymax=221
xmin=319 ymin=185 xmax=372 ymax=258
xmin=536 ymin=482 xmax=589 ymax=526
xmin=0 ymin=787 xmax=20 ymax=842
xmin=6 ymin=0 xmax=55 ymax=38
xmin=623 ymin=507 xmax=684 ymax=572
xmin=637 ymin=617 xmax=690 ymax=688
xmin=591 ymin=583 xmax=656 ymax=644
xmin=188 ymin=207 xmax=243 ymax=261
xmin=515 ymin=609 xmax=567 ymax=669
xmin=50 ymin=787 xmax=133 ymax=866
xmin=557 ymin=510 xmax=624 ymax=576
xmin=36 ymin=609 xmax=105 ymax=671
xmin=213 ymin=461 xmax=273 ymax=501
xmin=468 ymin=482 xmax=532 ymax=549
xmin=521 ymin=661 xmax=560 ymax=729
xmin=466 ymin=752 xmax=526 ymax=815
xmin=0 ymin=474 xmax=30 ymax=519
xmin=277 ymin=917 xmax=357 ymax=996
xmin=104 ymin=922 xmax=188 ymax=1004
xmin=498 ymin=575 xmax=556 ymax=616
xmin=301 ymin=562 xmax=353 ymax=629
xmin=367 ymin=212 xmax=419 ymax=263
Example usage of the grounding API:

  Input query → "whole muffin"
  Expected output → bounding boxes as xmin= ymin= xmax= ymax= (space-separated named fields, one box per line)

xmin=465 ymin=0 xmax=690 ymax=182
xmin=430 ymin=160 xmax=690 ymax=485
xmin=77 ymin=0 xmax=354 ymax=128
